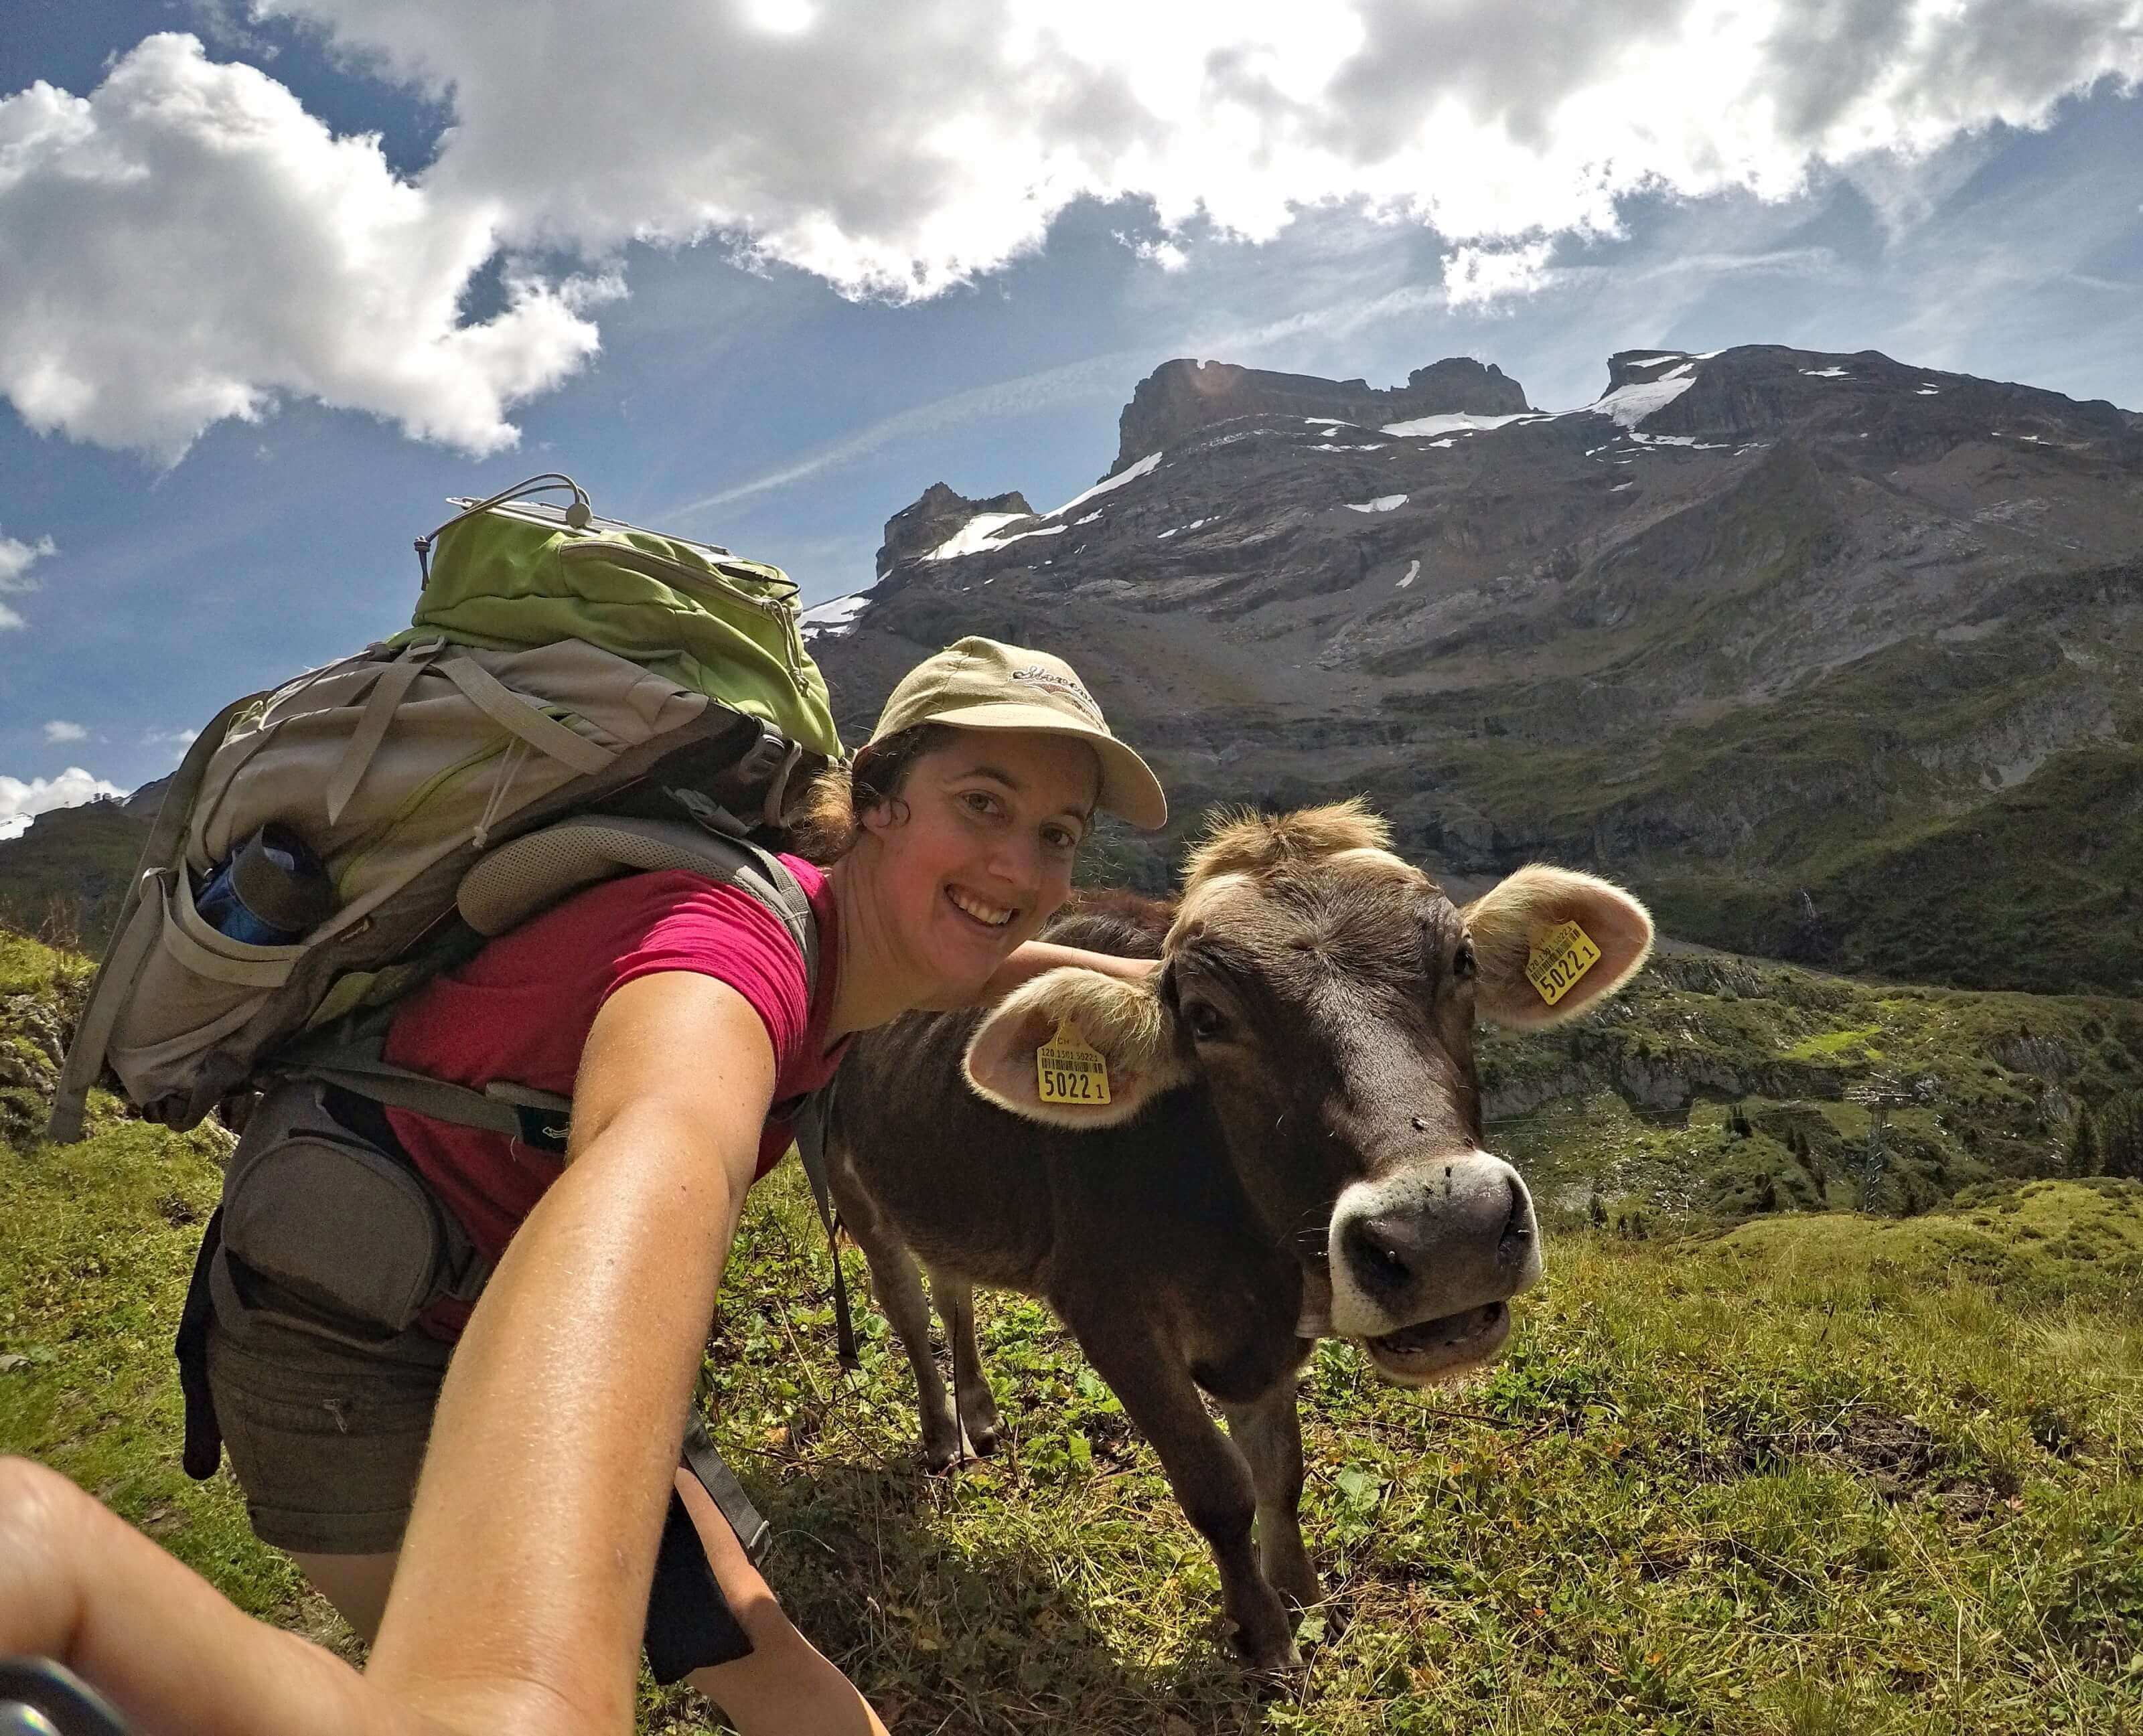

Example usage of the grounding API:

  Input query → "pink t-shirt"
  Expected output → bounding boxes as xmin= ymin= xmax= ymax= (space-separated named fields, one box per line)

xmin=379 ymin=859 xmax=843 ymax=1334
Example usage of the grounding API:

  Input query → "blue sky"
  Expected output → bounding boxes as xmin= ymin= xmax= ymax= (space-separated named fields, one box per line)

xmin=3 ymin=1 xmax=2141 ymax=828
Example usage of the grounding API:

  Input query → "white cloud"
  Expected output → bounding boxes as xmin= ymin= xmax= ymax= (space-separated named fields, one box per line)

xmin=0 ymin=527 xmax=56 ymax=630
xmin=1120 ymin=233 xmax=1191 ymax=271
xmin=42 ymin=721 xmax=87 ymax=742
xmin=1443 ymin=240 xmax=1557 ymax=309
xmin=140 ymin=725 xmax=202 ymax=766
xmin=0 ymin=33 xmax=611 ymax=461
xmin=7 ymin=4 xmax=2142 ymax=456
xmin=0 ymin=530 xmax=55 ymax=587
xmin=0 ymin=767 xmax=128 ymax=841
xmin=261 ymin=0 xmax=2143 ymax=277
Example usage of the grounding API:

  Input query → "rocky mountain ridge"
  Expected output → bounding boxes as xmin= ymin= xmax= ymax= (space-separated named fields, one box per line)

xmin=806 ymin=342 xmax=2143 ymax=994
xmin=1109 ymin=355 xmax=1528 ymax=474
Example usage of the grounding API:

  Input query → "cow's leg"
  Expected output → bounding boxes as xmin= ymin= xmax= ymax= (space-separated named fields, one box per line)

xmin=832 ymin=1188 xmax=964 ymax=1471
xmin=930 ymin=1271 xmax=1001 ymax=1456
xmin=1070 ymin=1324 xmax=1299 ymax=1668
xmin=859 ymin=1235 xmax=964 ymax=1470
xmin=1220 ymin=1381 xmax=1319 ymax=1614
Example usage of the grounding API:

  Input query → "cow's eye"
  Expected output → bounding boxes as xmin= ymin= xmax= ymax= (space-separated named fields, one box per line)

xmin=1182 ymin=999 xmax=1229 ymax=1041
xmin=1452 ymin=941 xmax=1477 ymax=981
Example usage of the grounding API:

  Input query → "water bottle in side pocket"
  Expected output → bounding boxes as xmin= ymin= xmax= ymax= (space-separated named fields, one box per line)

xmin=195 ymin=823 xmax=335 ymax=946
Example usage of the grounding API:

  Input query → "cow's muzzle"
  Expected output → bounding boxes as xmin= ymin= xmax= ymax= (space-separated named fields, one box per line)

xmin=1329 ymin=1151 xmax=1542 ymax=1383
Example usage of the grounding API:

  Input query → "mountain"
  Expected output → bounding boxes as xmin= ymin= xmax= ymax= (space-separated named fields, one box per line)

xmin=805 ymin=343 xmax=2143 ymax=996
xmin=0 ymin=796 xmax=153 ymax=949
xmin=8 ymin=342 xmax=2139 ymax=994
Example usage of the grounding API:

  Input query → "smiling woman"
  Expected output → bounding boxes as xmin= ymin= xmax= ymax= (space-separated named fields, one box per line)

xmin=0 ymin=635 xmax=1166 ymax=1735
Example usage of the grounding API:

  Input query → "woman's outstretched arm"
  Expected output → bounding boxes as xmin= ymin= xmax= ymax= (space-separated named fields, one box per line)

xmin=363 ymin=970 xmax=782 ymax=1731
xmin=0 ymin=969 xmax=875 ymax=1735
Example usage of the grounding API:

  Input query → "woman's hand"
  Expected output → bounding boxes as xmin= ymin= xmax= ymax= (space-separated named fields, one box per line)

xmin=0 ymin=1455 xmax=420 ymax=1736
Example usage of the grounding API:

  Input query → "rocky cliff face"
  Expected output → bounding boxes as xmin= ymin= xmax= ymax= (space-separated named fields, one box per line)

xmin=1110 ymin=355 xmax=1528 ymax=473
xmin=808 ymin=342 xmax=2143 ymax=996
xmin=876 ymin=482 xmax=1035 ymax=578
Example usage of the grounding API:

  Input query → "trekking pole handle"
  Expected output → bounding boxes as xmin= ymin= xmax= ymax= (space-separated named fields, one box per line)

xmin=0 ymin=1658 xmax=135 ymax=1736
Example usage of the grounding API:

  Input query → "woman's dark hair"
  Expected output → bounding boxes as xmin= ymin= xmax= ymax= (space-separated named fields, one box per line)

xmin=782 ymin=722 xmax=962 ymax=866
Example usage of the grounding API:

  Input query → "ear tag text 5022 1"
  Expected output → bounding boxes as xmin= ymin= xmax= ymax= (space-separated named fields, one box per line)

xmin=1525 ymin=919 xmax=1602 ymax=1007
xmin=1037 ymin=1020 xmax=1111 ymax=1106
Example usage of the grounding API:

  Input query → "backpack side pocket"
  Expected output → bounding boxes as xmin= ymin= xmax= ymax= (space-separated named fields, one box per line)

xmin=214 ymin=1082 xmax=469 ymax=1350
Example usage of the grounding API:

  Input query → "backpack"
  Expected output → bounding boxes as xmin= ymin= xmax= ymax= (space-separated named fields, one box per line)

xmin=48 ymin=472 xmax=844 ymax=1143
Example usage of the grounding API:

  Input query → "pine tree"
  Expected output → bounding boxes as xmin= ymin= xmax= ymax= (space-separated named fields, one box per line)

xmin=2069 ymin=1107 xmax=2103 ymax=1178
xmin=2102 ymin=1093 xmax=2143 ymax=1182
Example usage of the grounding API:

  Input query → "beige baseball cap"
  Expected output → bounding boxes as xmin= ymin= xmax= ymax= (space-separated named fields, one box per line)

xmin=871 ymin=636 xmax=1167 ymax=830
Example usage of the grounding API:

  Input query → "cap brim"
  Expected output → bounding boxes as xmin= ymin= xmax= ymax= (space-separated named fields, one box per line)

xmin=921 ymin=702 xmax=1168 ymax=830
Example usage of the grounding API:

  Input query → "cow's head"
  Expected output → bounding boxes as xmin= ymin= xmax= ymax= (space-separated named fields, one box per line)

xmin=963 ymin=801 xmax=1652 ymax=1384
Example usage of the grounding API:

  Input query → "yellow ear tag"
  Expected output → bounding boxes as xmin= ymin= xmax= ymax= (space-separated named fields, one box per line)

xmin=1037 ymin=1020 xmax=1111 ymax=1106
xmin=1525 ymin=919 xmax=1603 ymax=1007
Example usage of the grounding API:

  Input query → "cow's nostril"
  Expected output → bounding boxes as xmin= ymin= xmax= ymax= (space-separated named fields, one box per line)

xmin=1501 ymin=1177 xmax=1532 ymax=1243
xmin=1344 ymin=1214 xmax=1416 ymax=1293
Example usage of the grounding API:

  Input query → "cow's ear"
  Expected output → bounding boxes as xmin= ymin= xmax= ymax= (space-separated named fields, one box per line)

xmin=964 ymin=967 xmax=1193 ymax=1127
xmin=1462 ymin=865 xmax=1653 ymax=1028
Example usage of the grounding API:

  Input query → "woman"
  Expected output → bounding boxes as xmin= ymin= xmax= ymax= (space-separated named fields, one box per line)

xmin=0 ymin=635 xmax=1167 ymax=1735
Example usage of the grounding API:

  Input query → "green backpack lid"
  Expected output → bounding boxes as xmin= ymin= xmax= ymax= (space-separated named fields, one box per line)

xmin=396 ymin=475 xmax=843 ymax=761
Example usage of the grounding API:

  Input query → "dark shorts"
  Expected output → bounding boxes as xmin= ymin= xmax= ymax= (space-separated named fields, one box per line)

xmin=204 ymin=1311 xmax=447 ymax=1556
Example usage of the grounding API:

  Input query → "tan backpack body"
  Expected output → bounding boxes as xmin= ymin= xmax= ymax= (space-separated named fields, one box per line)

xmin=50 ymin=475 xmax=838 ymax=1141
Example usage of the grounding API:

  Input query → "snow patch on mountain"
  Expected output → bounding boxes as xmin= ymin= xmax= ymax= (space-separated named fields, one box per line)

xmin=1577 ymin=368 xmax=1700 ymax=430
xmin=1382 ymin=411 xmax=1539 ymax=439
xmin=927 ymin=512 xmax=1035 ymax=560
xmin=1051 ymin=450 xmax=1162 ymax=518
xmin=800 ymin=591 xmax=874 ymax=638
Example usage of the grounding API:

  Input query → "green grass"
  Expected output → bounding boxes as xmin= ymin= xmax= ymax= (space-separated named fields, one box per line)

xmin=7 ymin=941 xmax=2143 ymax=1732
xmin=1778 ymin=1026 xmax=1885 ymax=1061
xmin=7 ymin=1093 xmax=2143 ymax=1731
xmin=667 ymin=1172 xmax=2143 ymax=1734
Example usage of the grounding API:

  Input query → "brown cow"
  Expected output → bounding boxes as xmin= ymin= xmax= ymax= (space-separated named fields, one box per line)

xmin=823 ymin=801 xmax=1651 ymax=1667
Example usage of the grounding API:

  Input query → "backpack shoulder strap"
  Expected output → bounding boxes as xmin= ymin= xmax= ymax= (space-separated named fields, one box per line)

xmin=283 ymin=817 xmax=822 ymax=1143
xmin=456 ymin=813 xmax=851 ymax=1366
xmin=457 ymin=814 xmax=819 ymax=1002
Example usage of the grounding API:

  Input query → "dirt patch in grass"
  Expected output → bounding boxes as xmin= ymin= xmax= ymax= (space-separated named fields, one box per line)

xmin=1664 ymin=1404 xmax=2021 ymax=1521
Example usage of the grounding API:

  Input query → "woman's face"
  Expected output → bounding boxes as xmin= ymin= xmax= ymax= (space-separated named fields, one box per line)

xmin=859 ymin=728 xmax=1101 ymax=1004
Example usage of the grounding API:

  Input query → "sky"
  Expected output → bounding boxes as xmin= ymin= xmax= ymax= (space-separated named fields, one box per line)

xmin=3 ymin=0 xmax=2142 ymax=834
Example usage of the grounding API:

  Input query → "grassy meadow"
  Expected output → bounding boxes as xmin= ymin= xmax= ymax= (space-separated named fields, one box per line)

xmin=4 ymin=925 xmax=2142 ymax=1733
